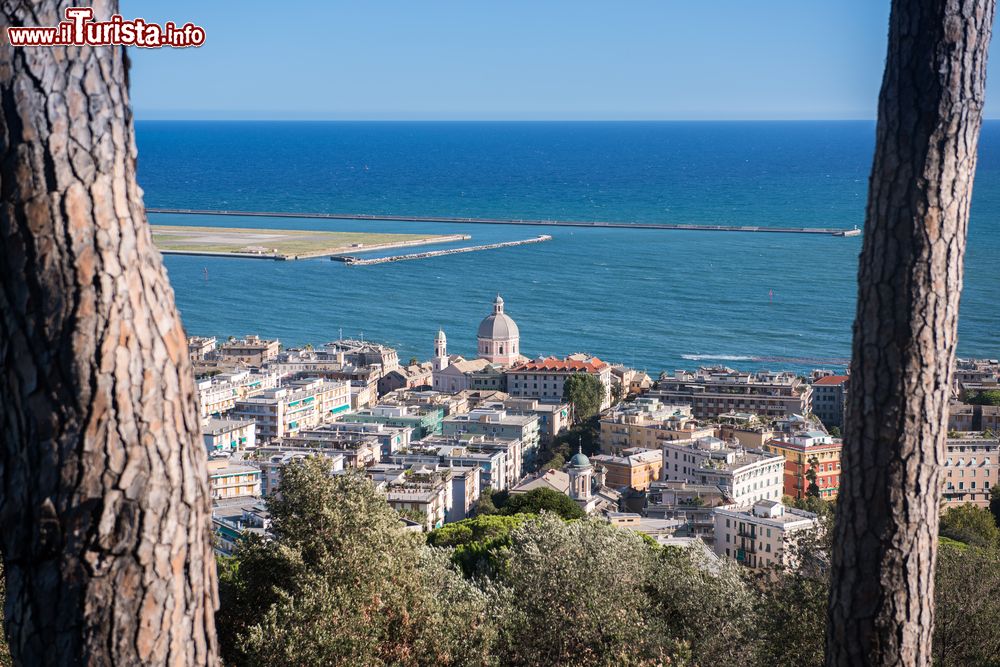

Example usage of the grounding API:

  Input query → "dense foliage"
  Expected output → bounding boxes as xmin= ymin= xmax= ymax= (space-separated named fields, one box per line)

xmin=217 ymin=459 xmax=495 ymax=666
xmin=939 ymin=504 xmax=1000 ymax=550
xmin=494 ymin=487 xmax=586 ymax=520
xmin=966 ymin=389 xmax=1000 ymax=406
xmin=562 ymin=374 xmax=605 ymax=422
xmin=213 ymin=459 xmax=1000 ymax=666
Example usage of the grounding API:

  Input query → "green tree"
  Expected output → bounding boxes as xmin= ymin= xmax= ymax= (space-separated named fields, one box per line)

xmin=563 ymin=373 xmax=605 ymax=422
xmin=990 ymin=485 xmax=1000 ymax=530
xmin=218 ymin=459 xmax=495 ymax=665
xmin=500 ymin=488 xmax=586 ymax=520
xmin=805 ymin=455 xmax=821 ymax=498
xmin=784 ymin=494 xmax=835 ymax=519
xmin=647 ymin=547 xmax=757 ymax=666
xmin=966 ymin=389 xmax=1000 ymax=406
xmin=496 ymin=515 xmax=678 ymax=666
xmin=474 ymin=487 xmax=499 ymax=516
xmin=539 ymin=452 xmax=565 ymax=471
xmin=933 ymin=542 xmax=1000 ymax=667
xmin=939 ymin=504 xmax=1000 ymax=549
xmin=428 ymin=513 xmax=535 ymax=577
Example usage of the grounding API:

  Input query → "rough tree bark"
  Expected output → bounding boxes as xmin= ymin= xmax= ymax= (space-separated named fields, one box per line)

xmin=827 ymin=1 xmax=994 ymax=666
xmin=0 ymin=2 xmax=218 ymax=664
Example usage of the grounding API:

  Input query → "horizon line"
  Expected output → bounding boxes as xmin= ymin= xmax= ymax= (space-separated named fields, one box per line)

xmin=135 ymin=117 xmax=890 ymax=123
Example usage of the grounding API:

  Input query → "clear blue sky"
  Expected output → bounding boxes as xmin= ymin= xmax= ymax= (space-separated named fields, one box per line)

xmin=125 ymin=1 xmax=999 ymax=120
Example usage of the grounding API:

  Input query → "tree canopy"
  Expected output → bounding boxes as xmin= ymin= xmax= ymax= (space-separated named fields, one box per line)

xmin=939 ymin=504 xmax=1000 ymax=550
xmin=966 ymin=389 xmax=1000 ymax=406
xmin=497 ymin=488 xmax=586 ymax=520
xmin=217 ymin=459 xmax=495 ymax=666
xmin=562 ymin=373 xmax=605 ymax=422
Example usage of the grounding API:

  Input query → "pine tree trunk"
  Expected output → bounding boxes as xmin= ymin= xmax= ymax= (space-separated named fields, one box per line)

xmin=0 ymin=2 xmax=218 ymax=664
xmin=827 ymin=1 xmax=995 ymax=665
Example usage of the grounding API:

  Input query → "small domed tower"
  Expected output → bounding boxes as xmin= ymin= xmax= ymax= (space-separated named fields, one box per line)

xmin=433 ymin=328 xmax=448 ymax=371
xmin=567 ymin=446 xmax=593 ymax=501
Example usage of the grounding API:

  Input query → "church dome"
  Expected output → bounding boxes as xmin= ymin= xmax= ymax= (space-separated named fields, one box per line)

xmin=568 ymin=448 xmax=591 ymax=468
xmin=478 ymin=294 xmax=519 ymax=340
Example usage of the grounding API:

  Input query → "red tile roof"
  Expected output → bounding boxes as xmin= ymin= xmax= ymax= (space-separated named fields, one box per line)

xmin=813 ymin=375 xmax=849 ymax=386
xmin=512 ymin=356 xmax=609 ymax=373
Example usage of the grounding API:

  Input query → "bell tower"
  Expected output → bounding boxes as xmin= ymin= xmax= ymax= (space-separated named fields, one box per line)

xmin=433 ymin=329 xmax=448 ymax=371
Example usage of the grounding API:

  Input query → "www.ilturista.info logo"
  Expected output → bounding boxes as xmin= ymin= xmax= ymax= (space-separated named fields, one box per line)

xmin=7 ymin=7 xmax=205 ymax=48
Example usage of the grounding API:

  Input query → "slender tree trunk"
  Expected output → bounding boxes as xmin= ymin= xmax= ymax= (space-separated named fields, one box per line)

xmin=827 ymin=1 xmax=994 ymax=665
xmin=0 ymin=2 xmax=218 ymax=664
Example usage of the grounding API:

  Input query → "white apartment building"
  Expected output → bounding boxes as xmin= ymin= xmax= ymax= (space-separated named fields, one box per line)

xmin=714 ymin=500 xmax=820 ymax=570
xmin=195 ymin=368 xmax=283 ymax=418
xmin=661 ymin=436 xmax=785 ymax=506
xmin=506 ymin=356 xmax=613 ymax=411
xmin=232 ymin=378 xmax=351 ymax=440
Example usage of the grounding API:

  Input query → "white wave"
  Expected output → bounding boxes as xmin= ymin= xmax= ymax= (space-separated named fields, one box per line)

xmin=681 ymin=354 xmax=754 ymax=361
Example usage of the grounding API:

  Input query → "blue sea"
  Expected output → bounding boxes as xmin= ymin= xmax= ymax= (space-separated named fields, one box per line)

xmin=135 ymin=121 xmax=999 ymax=374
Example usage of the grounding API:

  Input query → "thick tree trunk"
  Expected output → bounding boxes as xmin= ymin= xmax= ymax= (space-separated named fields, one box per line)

xmin=826 ymin=1 xmax=994 ymax=666
xmin=0 ymin=2 xmax=218 ymax=664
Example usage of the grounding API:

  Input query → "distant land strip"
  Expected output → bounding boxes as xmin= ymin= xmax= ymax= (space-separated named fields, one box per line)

xmin=146 ymin=208 xmax=862 ymax=237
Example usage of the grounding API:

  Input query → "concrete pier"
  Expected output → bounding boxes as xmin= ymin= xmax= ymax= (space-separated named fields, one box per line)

xmin=333 ymin=235 xmax=553 ymax=265
xmin=147 ymin=208 xmax=861 ymax=237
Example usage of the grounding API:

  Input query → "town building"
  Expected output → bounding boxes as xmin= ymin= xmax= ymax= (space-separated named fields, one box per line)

xmin=207 ymin=459 xmax=262 ymax=500
xmin=943 ymin=435 xmax=999 ymax=507
xmin=590 ymin=448 xmax=663 ymax=491
xmin=764 ymin=431 xmax=842 ymax=500
xmin=714 ymin=500 xmax=820 ymax=570
xmin=231 ymin=378 xmax=351 ymax=440
xmin=599 ymin=398 xmax=713 ymax=454
xmin=320 ymin=339 xmax=400 ymax=376
xmin=377 ymin=362 xmax=434 ymax=396
xmin=433 ymin=357 xmax=507 ymax=393
xmin=645 ymin=481 xmax=732 ymax=545
xmin=217 ymin=334 xmax=281 ymax=366
xmin=253 ymin=449 xmax=346 ymax=497
xmin=949 ymin=401 xmax=1000 ymax=433
xmin=347 ymin=403 xmax=444 ymax=440
xmin=953 ymin=358 xmax=1000 ymax=396
xmin=716 ymin=413 xmax=777 ymax=449
xmin=610 ymin=365 xmax=654 ymax=398
xmin=500 ymin=397 xmax=572 ymax=445
xmin=442 ymin=407 xmax=540 ymax=471
xmin=416 ymin=433 xmax=522 ymax=490
xmin=369 ymin=466 xmax=452 ymax=531
xmin=380 ymin=388 xmax=471 ymax=418
xmin=652 ymin=367 xmax=812 ymax=420
xmin=212 ymin=498 xmax=269 ymax=556
xmin=195 ymin=368 xmax=284 ymax=418
xmin=188 ymin=335 xmax=217 ymax=361
xmin=661 ymin=437 xmax=785 ymax=506
xmin=811 ymin=375 xmax=849 ymax=429
xmin=507 ymin=355 xmax=613 ymax=411
xmin=202 ymin=417 xmax=256 ymax=453
xmin=291 ymin=421 xmax=411 ymax=458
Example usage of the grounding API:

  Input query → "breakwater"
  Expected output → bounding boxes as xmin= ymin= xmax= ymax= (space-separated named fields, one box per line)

xmin=147 ymin=208 xmax=861 ymax=237
xmin=334 ymin=235 xmax=553 ymax=265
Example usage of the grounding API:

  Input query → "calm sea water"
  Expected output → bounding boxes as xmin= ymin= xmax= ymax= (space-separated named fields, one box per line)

xmin=135 ymin=121 xmax=999 ymax=374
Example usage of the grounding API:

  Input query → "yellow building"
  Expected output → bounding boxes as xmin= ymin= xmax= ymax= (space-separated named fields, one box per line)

xmin=207 ymin=459 xmax=262 ymax=500
xmin=599 ymin=397 xmax=713 ymax=454
xmin=590 ymin=448 xmax=663 ymax=491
